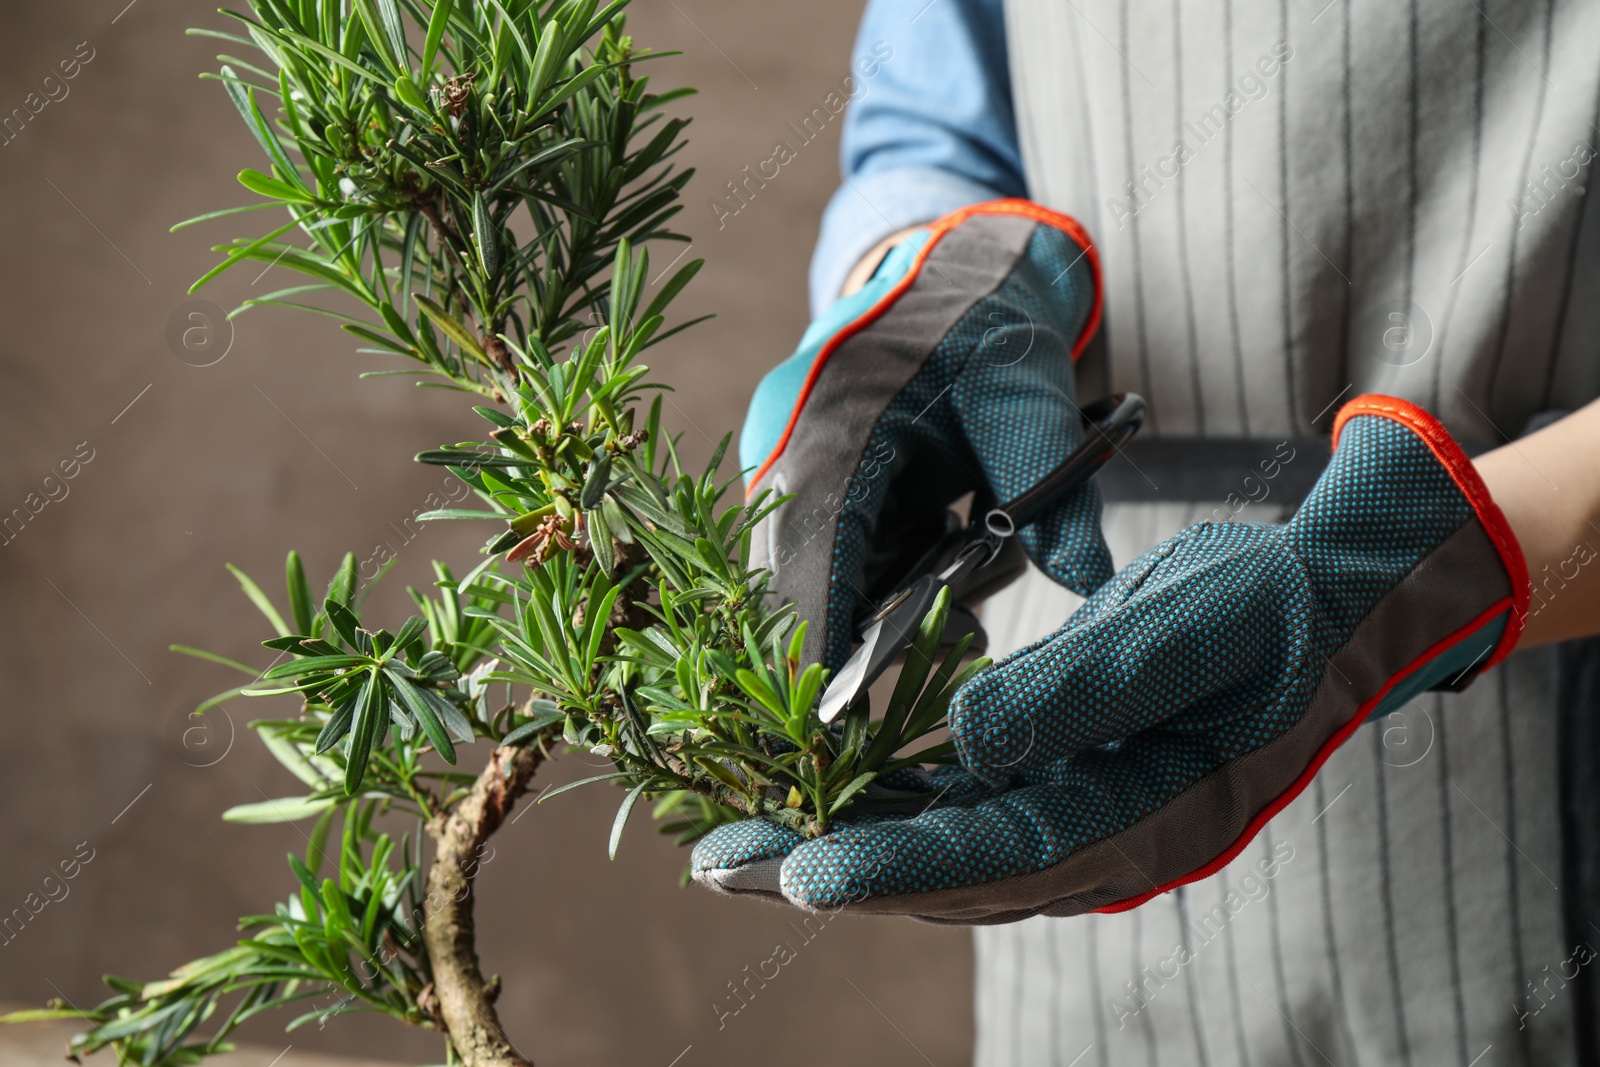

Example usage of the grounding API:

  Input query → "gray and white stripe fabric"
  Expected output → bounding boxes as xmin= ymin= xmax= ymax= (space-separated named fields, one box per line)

xmin=975 ymin=505 xmax=1570 ymax=1067
xmin=1002 ymin=0 xmax=1600 ymax=445
xmin=975 ymin=1 xmax=1598 ymax=1062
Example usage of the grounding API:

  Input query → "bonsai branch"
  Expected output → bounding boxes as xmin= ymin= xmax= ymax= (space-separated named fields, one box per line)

xmin=423 ymin=733 xmax=551 ymax=1067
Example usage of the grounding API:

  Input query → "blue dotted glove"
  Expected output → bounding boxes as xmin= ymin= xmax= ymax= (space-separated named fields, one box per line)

xmin=740 ymin=200 xmax=1110 ymax=671
xmin=694 ymin=397 xmax=1529 ymax=923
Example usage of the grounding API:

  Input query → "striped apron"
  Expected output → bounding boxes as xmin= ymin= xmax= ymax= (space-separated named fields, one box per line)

xmin=976 ymin=0 xmax=1600 ymax=1063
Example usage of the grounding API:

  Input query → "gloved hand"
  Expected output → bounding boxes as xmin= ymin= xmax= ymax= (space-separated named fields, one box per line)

xmin=740 ymin=199 xmax=1109 ymax=671
xmin=693 ymin=396 xmax=1529 ymax=923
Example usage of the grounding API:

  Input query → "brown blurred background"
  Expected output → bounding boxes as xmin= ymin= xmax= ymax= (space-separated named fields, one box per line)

xmin=0 ymin=3 xmax=974 ymax=1064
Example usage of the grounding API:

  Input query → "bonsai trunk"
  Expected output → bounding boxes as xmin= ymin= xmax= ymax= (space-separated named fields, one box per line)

xmin=424 ymin=741 xmax=548 ymax=1067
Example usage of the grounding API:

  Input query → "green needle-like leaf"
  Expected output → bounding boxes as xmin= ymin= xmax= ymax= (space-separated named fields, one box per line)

xmin=422 ymin=0 xmax=455 ymax=73
xmin=238 ymin=168 xmax=314 ymax=202
xmin=343 ymin=671 xmax=385 ymax=794
xmin=471 ymin=191 xmax=499 ymax=276
xmin=388 ymin=674 xmax=457 ymax=763
xmin=224 ymin=796 xmax=339 ymax=824
xmin=608 ymin=780 xmax=650 ymax=860
xmin=169 ymin=644 xmax=260 ymax=676
xmin=227 ymin=563 xmax=291 ymax=637
xmin=285 ymin=550 xmax=314 ymax=635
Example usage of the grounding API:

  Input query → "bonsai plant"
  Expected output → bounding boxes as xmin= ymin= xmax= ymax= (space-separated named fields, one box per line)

xmin=0 ymin=2 xmax=980 ymax=1064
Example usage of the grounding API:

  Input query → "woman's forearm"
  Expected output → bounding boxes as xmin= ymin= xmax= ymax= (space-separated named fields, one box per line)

xmin=1475 ymin=395 xmax=1600 ymax=648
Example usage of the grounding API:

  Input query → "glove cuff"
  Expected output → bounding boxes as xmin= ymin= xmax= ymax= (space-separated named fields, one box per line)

xmin=1330 ymin=395 xmax=1529 ymax=675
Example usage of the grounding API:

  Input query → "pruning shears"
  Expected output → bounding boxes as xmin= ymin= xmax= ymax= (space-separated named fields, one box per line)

xmin=817 ymin=392 xmax=1146 ymax=724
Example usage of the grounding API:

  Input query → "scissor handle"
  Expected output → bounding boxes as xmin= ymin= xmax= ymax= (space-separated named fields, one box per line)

xmin=865 ymin=392 xmax=1146 ymax=629
xmin=984 ymin=392 xmax=1145 ymax=533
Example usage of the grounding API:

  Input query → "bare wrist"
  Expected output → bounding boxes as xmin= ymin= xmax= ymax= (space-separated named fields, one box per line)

xmin=838 ymin=229 xmax=920 ymax=298
xmin=1474 ymin=397 xmax=1600 ymax=647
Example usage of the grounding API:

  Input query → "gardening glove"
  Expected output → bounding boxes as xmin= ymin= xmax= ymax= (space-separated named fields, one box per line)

xmin=739 ymin=199 xmax=1110 ymax=672
xmin=692 ymin=396 xmax=1529 ymax=923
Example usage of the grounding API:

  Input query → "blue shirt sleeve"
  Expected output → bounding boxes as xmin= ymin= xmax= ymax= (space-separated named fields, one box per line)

xmin=809 ymin=0 xmax=1024 ymax=317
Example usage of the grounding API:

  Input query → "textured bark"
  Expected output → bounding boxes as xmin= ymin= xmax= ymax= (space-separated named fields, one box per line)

xmin=424 ymin=742 xmax=547 ymax=1067
xmin=483 ymin=332 xmax=515 ymax=375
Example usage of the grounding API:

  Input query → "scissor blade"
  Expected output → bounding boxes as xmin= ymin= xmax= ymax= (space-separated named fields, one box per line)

xmin=818 ymin=575 xmax=945 ymax=724
xmin=818 ymin=620 xmax=887 ymax=724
